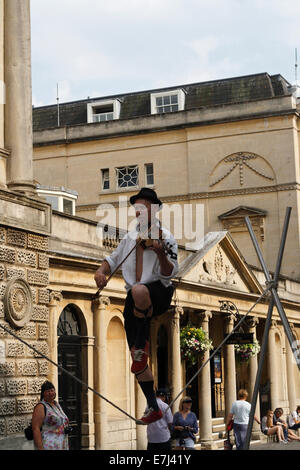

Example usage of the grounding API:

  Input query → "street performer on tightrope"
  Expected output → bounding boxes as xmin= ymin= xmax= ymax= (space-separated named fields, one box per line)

xmin=94 ymin=188 xmax=178 ymax=425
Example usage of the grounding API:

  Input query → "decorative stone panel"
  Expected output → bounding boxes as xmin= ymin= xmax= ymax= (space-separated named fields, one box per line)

xmin=38 ymin=360 xmax=49 ymax=376
xmin=0 ymin=283 xmax=6 ymax=299
xmin=0 ymin=265 xmax=4 ymax=281
xmin=38 ymin=324 xmax=48 ymax=340
xmin=31 ymin=305 xmax=49 ymax=322
xmin=6 ymin=379 xmax=27 ymax=396
xmin=6 ymin=416 xmax=27 ymax=435
xmin=17 ymin=397 xmax=38 ymax=414
xmin=6 ymin=268 xmax=26 ymax=281
xmin=38 ymin=289 xmax=49 ymax=305
xmin=17 ymin=360 xmax=38 ymax=377
xmin=26 ymin=341 xmax=49 ymax=359
xmin=0 ymin=398 xmax=16 ymax=416
xmin=27 ymin=269 xmax=49 ymax=287
xmin=6 ymin=340 xmax=26 ymax=358
xmin=27 ymin=378 xmax=46 ymax=395
xmin=0 ymin=380 xmax=5 ymax=396
xmin=15 ymin=323 xmax=37 ymax=340
xmin=0 ymin=229 xmax=5 ymax=245
xmin=0 ymin=302 xmax=4 ymax=319
xmin=27 ymin=234 xmax=48 ymax=252
xmin=0 ymin=418 xmax=6 ymax=435
xmin=16 ymin=250 xmax=37 ymax=268
xmin=0 ymin=247 xmax=16 ymax=264
xmin=0 ymin=361 xmax=15 ymax=377
xmin=7 ymin=229 xmax=27 ymax=248
xmin=38 ymin=254 xmax=49 ymax=270
xmin=3 ymin=278 xmax=33 ymax=329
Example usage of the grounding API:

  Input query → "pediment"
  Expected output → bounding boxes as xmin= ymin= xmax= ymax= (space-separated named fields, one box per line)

xmin=177 ymin=231 xmax=261 ymax=294
xmin=218 ymin=206 xmax=267 ymax=220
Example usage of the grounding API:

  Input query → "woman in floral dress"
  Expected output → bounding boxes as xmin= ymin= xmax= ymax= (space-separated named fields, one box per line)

xmin=32 ymin=381 xmax=70 ymax=450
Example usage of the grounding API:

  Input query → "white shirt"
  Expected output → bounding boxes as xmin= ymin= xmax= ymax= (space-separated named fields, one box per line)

xmin=288 ymin=411 xmax=300 ymax=428
xmin=105 ymin=227 xmax=178 ymax=292
xmin=147 ymin=398 xmax=173 ymax=443
xmin=230 ymin=400 xmax=251 ymax=425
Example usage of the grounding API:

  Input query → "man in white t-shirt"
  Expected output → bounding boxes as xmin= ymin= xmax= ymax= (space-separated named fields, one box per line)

xmin=226 ymin=389 xmax=261 ymax=450
xmin=147 ymin=389 xmax=173 ymax=451
xmin=288 ymin=406 xmax=300 ymax=430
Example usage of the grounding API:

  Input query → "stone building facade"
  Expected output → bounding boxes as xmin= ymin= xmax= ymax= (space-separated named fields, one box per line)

xmin=0 ymin=0 xmax=300 ymax=452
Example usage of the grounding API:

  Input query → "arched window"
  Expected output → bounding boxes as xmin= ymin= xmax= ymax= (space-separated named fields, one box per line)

xmin=57 ymin=304 xmax=81 ymax=336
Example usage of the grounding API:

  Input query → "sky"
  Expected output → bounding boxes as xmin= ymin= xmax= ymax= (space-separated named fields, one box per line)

xmin=31 ymin=0 xmax=300 ymax=107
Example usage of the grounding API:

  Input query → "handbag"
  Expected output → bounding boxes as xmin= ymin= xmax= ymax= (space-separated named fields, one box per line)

xmin=24 ymin=403 xmax=47 ymax=441
xmin=227 ymin=419 xmax=234 ymax=431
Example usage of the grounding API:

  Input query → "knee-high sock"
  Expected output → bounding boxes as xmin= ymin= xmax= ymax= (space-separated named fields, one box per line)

xmin=138 ymin=380 xmax=159 ymax=411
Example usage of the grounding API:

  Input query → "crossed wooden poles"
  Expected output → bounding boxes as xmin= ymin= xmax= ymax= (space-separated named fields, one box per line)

xmin=243 ymin=207 xmax=300 ymax=450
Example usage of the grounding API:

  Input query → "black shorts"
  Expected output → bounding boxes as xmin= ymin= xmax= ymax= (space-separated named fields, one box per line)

xmin=124 ymin=280 xmax=174 ymax=317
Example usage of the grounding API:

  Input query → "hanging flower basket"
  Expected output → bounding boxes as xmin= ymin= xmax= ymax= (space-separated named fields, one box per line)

xmin=180 ymin=324 xmax=213 ymax=366
xmin=234 ymin=339 xmax=260 ymax=363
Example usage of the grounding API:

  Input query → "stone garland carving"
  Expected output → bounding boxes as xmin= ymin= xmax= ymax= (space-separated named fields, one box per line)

xmin=3 ymin=278 xmax=33 ymax=329
xmin=199 ymin=249 xmax=237 ymax=286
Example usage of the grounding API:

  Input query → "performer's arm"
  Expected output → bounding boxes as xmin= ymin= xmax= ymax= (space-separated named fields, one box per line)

xmin=94 ymin=260 xmax=111 ymax=289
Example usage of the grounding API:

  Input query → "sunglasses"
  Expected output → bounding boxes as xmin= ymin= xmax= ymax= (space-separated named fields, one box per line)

xmin=183 ymin=399 xmax=192 ymax=404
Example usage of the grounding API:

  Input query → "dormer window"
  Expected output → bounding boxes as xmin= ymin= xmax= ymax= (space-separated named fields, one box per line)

xmin=150 ymin=89 xmax=185 ymax=115
xmin=87 ymin=99 xmax=121 ymax=123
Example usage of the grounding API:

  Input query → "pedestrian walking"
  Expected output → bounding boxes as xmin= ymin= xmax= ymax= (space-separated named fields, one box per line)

xmin=147 ymin=389 xmax=173 ymax=451
xmin=226 ymin=389 xmax=261 ymax=450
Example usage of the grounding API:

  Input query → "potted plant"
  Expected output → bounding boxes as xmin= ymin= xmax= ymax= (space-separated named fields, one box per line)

xmin=180 ymin=323 xmax=213 ymax=365
xmin=234 ymin=339 xmax=260 ymax=363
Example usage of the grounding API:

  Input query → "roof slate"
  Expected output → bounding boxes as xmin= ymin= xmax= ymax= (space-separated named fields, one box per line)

xmin=32 ymin=73 xmax=292 ymax=132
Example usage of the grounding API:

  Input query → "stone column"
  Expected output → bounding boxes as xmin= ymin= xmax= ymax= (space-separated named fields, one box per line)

xmin=81 ymin=336 xmax=95 ymax=450
xmin=92 ymin=296 xmax=110 ymax=450
xmin=48 ymin=290 xmax=63 ymax=390
xmin=171 ymin=306 xmax=183 ymax=413
xmin=268 ymin=320 xmax=279 ymax=410
xmin=224 ymin=314 xmax=237 ymax=419
xmin=286 ymin=323 xmax=297 ymax=413
xmin=4 ymin=0 xmax=35 ymax=195
xmin=246 ymin=316 xmax=261 ymax=438
xmin=199 ymin=311 xmax=215 ymax=449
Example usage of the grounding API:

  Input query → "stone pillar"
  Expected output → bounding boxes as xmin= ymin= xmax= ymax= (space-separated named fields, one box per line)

xmin=246 ymin=316 xmax=261 ymax=439
xmin=48 ymin=291 xmax=63 ymax=390
xmin=286 ymin=323 xmax=297 ymax=413
xmin=268 ymin=320 xmax=279 ymax=410
xmin=171 ymin=306 xmax=183 ymax=413
xmin=224 ymin=314 xmax=237 ymax=419
xmin=199 ymin=311 xmax=215 ymax=449
xmin=81 ymin=336 xmax=95 ymax=450
xmin=92 ymin=296 xmax=110 ymax=450
xmin=4 ymin=0 xmax=35 ymax=195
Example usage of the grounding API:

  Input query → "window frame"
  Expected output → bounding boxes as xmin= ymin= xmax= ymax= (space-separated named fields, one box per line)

xmin=101 ymin=168 xmax=110 ymax=191
xmin=116 ymin=165 xmax=139 ymax=190
xmin=150 ymin=89 xmax=185 ymax=115
xmin=144 ymin=163 xmax=154 ymax=186
xmin=87 ymin=99 xmax=121 ymax=123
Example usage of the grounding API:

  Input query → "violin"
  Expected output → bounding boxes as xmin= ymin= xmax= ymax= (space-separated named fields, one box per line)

xmin=137 ymin=227 xmax=177 ymax=260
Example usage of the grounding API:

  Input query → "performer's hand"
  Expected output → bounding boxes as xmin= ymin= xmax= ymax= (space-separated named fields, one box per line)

xmin=94 ymin=271 xmax=107 ymax=289
xmin=149 ymin=240 xmax=166 ymax=257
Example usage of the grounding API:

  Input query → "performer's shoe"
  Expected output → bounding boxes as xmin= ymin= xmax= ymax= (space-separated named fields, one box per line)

xmin=130 ymin=341 xmax=149 ymax=374
xmin=140 ymin=407 xmax=163 ymax=425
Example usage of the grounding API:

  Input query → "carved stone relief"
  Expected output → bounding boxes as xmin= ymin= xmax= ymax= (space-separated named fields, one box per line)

xmin=3 ymin=278 xmax=33 ymax=329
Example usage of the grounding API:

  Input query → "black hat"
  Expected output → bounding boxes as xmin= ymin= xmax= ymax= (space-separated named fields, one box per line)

xmin=156 ymin=388 xmax=169 ymax=397
xmin=129 ymin=187 xmax=162 ymax=207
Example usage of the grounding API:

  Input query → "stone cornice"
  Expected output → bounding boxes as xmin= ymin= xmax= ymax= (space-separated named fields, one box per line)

xmin=76 ymin=182 xmax=300 ymax=211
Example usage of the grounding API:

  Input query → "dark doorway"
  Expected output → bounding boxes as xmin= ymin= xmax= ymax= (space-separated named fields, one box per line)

xmin=157 ymin=326 xmax=169 ymax=389
xmin=57 ymin=305 xmax=82 ymax=450
xmin=185 ymin=362 xmax=199 ymax=416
